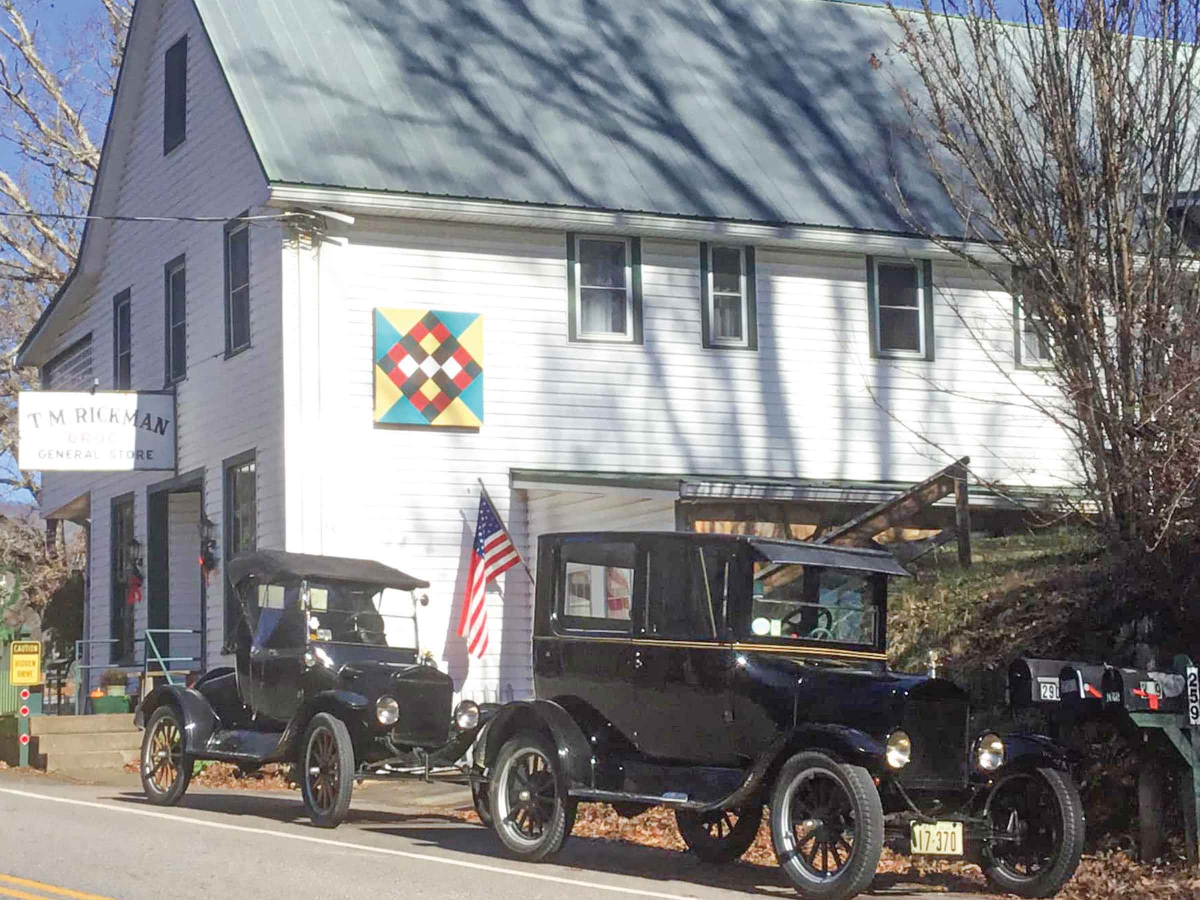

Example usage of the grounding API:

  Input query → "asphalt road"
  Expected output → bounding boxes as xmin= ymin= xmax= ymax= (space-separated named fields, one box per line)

xmin=0 ymin=771 xmax=989 ymax=900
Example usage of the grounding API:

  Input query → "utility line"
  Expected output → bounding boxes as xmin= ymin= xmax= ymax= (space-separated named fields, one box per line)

xmin=0 ymin=210 xmax=310 ymax=224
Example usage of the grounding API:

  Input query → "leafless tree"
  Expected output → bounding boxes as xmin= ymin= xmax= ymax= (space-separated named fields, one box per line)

xmin=884 ymin=0 xmax=1200 ymax=556
xmin=0 ymin=0 xmax=129 ymax=617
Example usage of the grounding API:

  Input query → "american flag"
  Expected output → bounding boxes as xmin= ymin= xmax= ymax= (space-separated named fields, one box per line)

xmin=458 ymin=493 xmax=520 ymax=658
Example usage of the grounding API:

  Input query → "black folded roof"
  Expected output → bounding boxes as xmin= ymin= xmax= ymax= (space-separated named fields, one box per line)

xmin=227 ymin=549 xmax=429 ymax=591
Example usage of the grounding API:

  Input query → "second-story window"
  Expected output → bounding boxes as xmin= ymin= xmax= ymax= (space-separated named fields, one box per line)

xmin=225 ymin=217 xmax=251 ymax=355
xmin=163 ymin=36 xmax=187 ymax=154
xmin=164 ymin=255 xmax=187 ymax=384
xmin=568 ymin=233 xmax=642 ymax=343
xmin=113 ymin=289 xmax=131 ymax=389
xmin=867 ymin=256 xmax=934 ymax=360
xmin=701 ymin=243 xmax=757 ymax=349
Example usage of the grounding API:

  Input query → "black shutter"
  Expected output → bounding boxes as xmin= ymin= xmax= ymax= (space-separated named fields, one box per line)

xmin=922 ymin=259 xmax=935 ymax=361
xmin=745 ymin=246 xmax=758 ymax=351
xmin=631 ymin=237 xmax=643 ymax=345
xmin=164 ymin=36 xmax=187 ymax=154
xmin=566 ymin=233 xmax=578 ymax=342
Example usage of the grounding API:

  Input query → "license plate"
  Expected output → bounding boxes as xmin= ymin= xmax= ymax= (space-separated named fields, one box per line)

xmin=911 ymin=821 xmax=964 ymax=856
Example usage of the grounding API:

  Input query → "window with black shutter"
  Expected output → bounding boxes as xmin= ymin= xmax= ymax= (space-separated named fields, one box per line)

xmin=164 ymin=255 xmax=187 ymax=384
xmin=225 ymin=218 xmax=251 ymax=354
xmin=113 ymin=289 xmax=131 ymax=389
xmin=163 ymin=36 xmax=187 ymax=155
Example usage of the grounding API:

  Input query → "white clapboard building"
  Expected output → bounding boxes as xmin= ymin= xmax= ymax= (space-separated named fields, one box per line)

xmin=16 ymin=0 xmax=1076 ymax=700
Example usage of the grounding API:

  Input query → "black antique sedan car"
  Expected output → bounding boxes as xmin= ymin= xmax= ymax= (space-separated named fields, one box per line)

xmin=473 ymin=532 xmax=1084 ymax=900
xmin=136 ymin=550 xmax=489 ymax=827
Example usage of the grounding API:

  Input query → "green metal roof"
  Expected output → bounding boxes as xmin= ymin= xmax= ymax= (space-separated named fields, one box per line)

xmin=193 ymin=0 xmax=961 ymax=235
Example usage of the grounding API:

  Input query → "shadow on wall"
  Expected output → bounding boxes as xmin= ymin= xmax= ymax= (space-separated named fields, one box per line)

xmin=441 ymin=517 xmax=475 ymax=690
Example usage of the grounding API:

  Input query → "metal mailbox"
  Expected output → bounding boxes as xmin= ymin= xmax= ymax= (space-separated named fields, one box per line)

xmin=1058 ymin=663 xmax=1109 ymax=714
xmin=1008 ymin=657 xmax=1072 ymax=707
xmin=1101 ymin=667 xmax=1185 ymax=713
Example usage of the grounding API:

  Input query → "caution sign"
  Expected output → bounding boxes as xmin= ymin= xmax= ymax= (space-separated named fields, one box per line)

xmin=8 ymin=641 xmax=40 ymax=686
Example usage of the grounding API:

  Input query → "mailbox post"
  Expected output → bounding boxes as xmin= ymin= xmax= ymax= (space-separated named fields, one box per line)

xmin=1128 ymin=656 xmax=1200 ymax=865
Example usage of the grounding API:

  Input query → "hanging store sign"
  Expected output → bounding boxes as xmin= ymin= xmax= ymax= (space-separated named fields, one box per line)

xmin=18 ymin=391 xmax=176 ymax=472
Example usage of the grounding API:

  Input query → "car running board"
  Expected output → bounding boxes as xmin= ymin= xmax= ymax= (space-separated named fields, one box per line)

xmin=569 ymin=788 xmax=705 ymax=809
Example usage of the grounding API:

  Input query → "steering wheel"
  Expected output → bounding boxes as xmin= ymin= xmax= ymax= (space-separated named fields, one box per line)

xmin=347 ymin=613 xmax=384 ymax=645
xmin=780 ymin=606 xmax=833 ymax=637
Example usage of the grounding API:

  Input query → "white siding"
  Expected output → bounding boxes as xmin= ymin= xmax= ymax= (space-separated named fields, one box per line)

xmin=288 ymin=217 xmax=1078 ymax=700
xmin=166 ymin=491 xmax=203 ymax=669
xmin=37 ymin=0 xmax=282 ymax=680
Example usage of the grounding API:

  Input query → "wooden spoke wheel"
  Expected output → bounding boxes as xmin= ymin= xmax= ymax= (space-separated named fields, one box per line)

xmin=489 ymin=732 xmax=575 ymax=861
xmin=983 ymin=767 xmax=1084 ymax=898
xmin=676 ymin=805 xmax=763 ymax=863
xmin=140 ymin=706 xmax=192 ymax=806
xmin=299 ymin=713 xmax=355 ymax=828
xmin=770 ymin=751 xmax=883 ymax=900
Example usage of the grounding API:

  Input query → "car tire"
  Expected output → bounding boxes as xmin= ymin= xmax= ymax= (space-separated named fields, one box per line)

xmin=140 ymin=705 xmax=192 ymax=806
xmin=489 ymin=732 xmax=576 ymax=861
xmin=982 ymin=766 xmax=1085 ymax=898
xmin=676 ymin=805 xmax=763 ymax=863
xmin=299 ymin=713 xmax=355 ymax=828
xmin=769 ymin=751 xmax=884 ymax=900
xmin=472 ymin=778 xmax=494 ymax=828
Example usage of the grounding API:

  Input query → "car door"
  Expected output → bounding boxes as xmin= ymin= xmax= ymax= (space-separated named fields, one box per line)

xmin=631 ymin=537 xmax=738 ymax=764
xmin=537 ymin=536 xmax=644 ymax=747
xmin=248 ymin=583 xmax=306 ymax=728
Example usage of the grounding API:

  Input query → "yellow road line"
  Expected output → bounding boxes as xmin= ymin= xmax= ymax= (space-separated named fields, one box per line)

xmin=0 ymin=875 xmax=119 ymax=900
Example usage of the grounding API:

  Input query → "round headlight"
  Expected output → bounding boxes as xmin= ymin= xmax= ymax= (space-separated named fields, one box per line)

xmin=885 ymin=730 xmax=912 ymax=769
xmin=454 ymin=700 xmax=480 ymax=731
xmin=976 ymin=733 xmax=1005 ymax=773
xmin=375 ymin=695 xmax=400 ymax=726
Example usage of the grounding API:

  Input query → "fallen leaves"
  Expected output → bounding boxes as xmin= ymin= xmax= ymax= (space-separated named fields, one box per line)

xmin=455 ymin=802 xmax=1200 ymax=899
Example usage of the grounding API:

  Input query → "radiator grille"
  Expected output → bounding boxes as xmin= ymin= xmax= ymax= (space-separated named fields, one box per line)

xmin=899 ymin=696 xmax=969 ymax=790
xmin=390 ymin=676 xmax=452 ymax=749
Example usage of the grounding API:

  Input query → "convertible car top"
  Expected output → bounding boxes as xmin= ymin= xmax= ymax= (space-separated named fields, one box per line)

xmin=226 ymin=549 xmax=430 ymax=591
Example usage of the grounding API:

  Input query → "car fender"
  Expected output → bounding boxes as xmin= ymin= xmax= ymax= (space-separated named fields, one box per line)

xmin=996 ymin=732 xmax=1075 ymax=773
xmin=778 ymin=722 xmax=887 ymax=773
xmin=135 ymin=685 xmax=220 ymax=754
xmin=481 ymin=699 xmax=593 ymax=790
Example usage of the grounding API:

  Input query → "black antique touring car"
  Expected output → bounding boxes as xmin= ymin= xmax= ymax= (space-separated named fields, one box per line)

xmin=473 ymin=533 xmax=1084 ymax=900
xmin=136 ymin=550 xmax=489 ymax=827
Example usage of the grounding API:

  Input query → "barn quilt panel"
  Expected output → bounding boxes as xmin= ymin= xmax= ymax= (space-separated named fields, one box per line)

xmin=374 ymin=309 xmax=484 ymax=427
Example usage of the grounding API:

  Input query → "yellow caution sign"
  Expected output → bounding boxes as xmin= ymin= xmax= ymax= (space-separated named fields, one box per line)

xmin=9 ymin=641 xmax=41 ymax=686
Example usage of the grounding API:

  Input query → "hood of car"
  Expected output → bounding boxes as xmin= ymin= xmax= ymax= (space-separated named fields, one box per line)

xmin=740 ymin=651 xmax=967 ymax=738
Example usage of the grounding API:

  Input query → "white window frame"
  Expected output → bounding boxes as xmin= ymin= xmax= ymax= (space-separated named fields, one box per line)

xmin=575 ymin=234 xmax=634 ymax=342
xmin=872 ymin=257 xmax=926 ymax=359
xmin=707 ymin=244 xmax=749 ymax=348
xmin=1016 ymin=300 xmax=1053 ymax=369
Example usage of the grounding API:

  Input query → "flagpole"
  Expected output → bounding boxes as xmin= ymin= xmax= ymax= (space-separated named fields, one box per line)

xmin=477 ymin=477 xmax=536 ymax=587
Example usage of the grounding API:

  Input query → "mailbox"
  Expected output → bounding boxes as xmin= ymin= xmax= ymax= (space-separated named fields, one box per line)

xmin=1059 ymin=663 xmax=1109 ymax=715
xmin=1009 ymin=657 xmax=1072 ymax=707
xmin=1101 ymin=667 xmax=1184 ymax=713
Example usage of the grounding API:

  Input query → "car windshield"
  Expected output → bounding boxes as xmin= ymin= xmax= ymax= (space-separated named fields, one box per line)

xmin=748 ymin=563 xmax=881 ymax=647
xmin=295 ymin=581 xmax=417 ymax=648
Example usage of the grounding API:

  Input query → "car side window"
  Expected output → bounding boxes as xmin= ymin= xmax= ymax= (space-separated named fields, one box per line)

xmin=557 ymin=540 xmax=638 ymax=633
xmin=645 ymin=542 xmax=719 ymax=640
xmin=253 ymin=583 xmax=304 ymax=650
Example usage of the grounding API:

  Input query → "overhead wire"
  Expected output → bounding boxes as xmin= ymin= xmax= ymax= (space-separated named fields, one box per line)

xmin=0 ymin=210 xmax=311 ymax=224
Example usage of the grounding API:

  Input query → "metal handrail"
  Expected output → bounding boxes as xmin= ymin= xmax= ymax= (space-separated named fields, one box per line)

xmin=73 ymin=639 xmax=119 ymax=715
xmin=142 ymin=629 xmax=202 ymax=687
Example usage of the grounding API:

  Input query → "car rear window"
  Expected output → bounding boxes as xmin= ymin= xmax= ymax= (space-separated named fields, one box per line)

xmin=557 ymin=540 xmax=638 ymax=633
